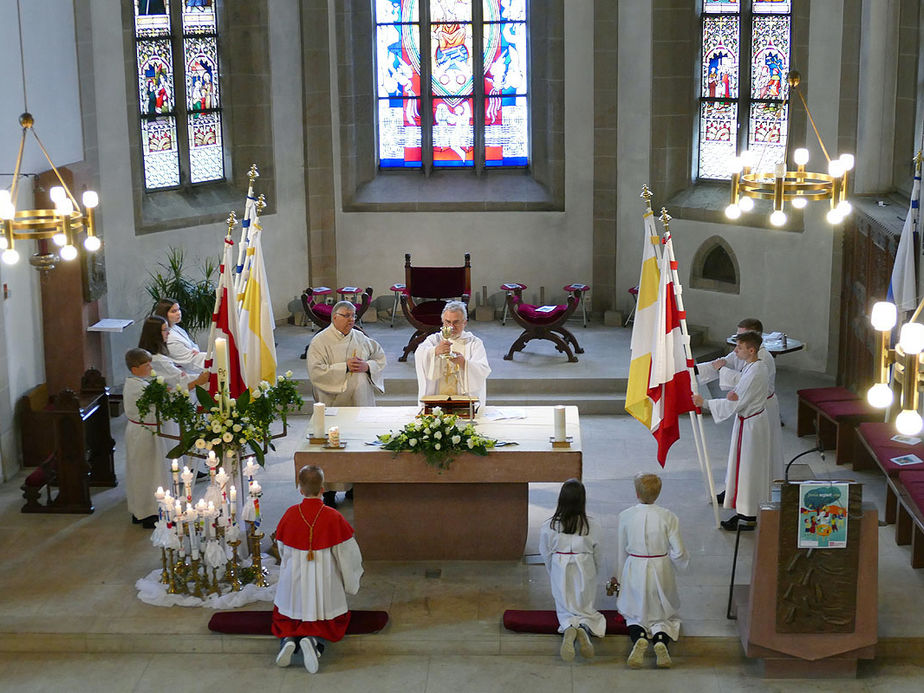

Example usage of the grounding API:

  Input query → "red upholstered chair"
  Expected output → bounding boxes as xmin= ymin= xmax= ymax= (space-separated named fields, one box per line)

xmin=500 ymin=282 xmax=527 ymax=325
xmin=300 ymin=285 xmax=372 ymax=359
xmin=398 ymin=253 xmax=471 ymax=362
xmin=563 ymin=283 xmax=590 ymax=327
xmin=503 ymin=286 xmax=584 ymax=362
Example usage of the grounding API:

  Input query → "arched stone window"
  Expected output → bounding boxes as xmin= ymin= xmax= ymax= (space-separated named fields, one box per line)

xmin=690 ymin=235 xmax=739 ymax=294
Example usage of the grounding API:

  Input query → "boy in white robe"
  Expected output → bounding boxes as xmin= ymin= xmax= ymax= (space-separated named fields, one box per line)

xmin=123 ymin=349 xmax=167 ymax=529
xmin=273 ymin=465 xmax=364 ymax=674
xmin=306 ymin=301 xmax=386 ymax=406
xmin=415 ymin=300 xmax=491 ymax=405
xmin=615 ymin=473 xmax=689 ymax=669
xmin=693 ymin=331 xmax=772 ymax=531
xmin=697 ymin=317 xmax=784 ymax=481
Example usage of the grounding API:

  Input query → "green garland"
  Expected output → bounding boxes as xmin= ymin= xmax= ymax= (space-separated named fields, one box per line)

xmin=136 ymin=372 xmax=303 ymax=465
xmin=377 ymin=408 xmax=496 ymax=470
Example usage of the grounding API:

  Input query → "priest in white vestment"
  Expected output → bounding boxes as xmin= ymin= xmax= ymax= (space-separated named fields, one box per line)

xmin=693 ymin=331 xmax=771 ymax=531
xmin=306 ymin=302 xmax=386 ymax=406
xmin=415 ymin=300 xmax=491 ymax=405
xmin=697 ymin=318 xmax=784 ymax=481
xmin=273 ymin=465 xmax=363 ymax=674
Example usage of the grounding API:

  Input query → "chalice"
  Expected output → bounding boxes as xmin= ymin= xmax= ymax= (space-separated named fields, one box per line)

xmin=440 ymin=325 xmax=459 ymax=360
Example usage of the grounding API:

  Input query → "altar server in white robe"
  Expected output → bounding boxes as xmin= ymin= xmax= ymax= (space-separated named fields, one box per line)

xmin=273 ymin=465 xmax=363 ymax=674
xmin=123 ymin=348 xmax=168 ymax=529
xmin=415 ymin=300 xmax=491 ymax=405
xmin=154 ymin=298 xmax=206 ymax=374
xmin=616 ymin=473 xmax=689 ymax=669
xmin=697 ymin=317 xmax=784 ymax=481
xmin=539 ymin=479 xmax=605 ymax=661
xmin=693 ymin=330 xmax=771 ymax=531
xmin=306 ymin=301 xmax=387 ymax=406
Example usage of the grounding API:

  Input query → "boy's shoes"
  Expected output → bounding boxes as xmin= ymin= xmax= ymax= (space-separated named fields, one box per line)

xmin=560 ymin=626 xmax=577 ymax=662
xmin=576 ymin=627 xmax=594 ymax=659
xmin=627 ymin=637 xmax=648 ymax=669
xmin=716 ymin=490 xmax=725 ymax=504
xmin=301 ymin=636 xmax=320 ymax=673
xmin=654 ymin=641 xmax=672 ymax=669
xmin=275 ymin=638 xmax=296 ymax=668
xmin=141 ymin=515 xmax=158 ymax=529
xmin=720 ymin=514 xmax=756 ymax=532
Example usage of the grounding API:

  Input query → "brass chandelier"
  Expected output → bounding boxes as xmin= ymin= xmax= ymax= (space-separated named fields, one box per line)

xmin=0 ymin=113 xmax=101 ymax=270
xmin=724 ymin=71 xmax=854 ymax=227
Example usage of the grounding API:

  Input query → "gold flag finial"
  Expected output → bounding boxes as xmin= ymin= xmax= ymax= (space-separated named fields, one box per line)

xmin=915 ymin=151 xmax=923 ymax=170
xmin=226 ymin=211 xmax=238 ymax=236
xmin=247 ymin=164 xmax=260 ymax=182
xmin=640 ymin=184 xmax=653 ymax=211
xmin=659 ymin=207 xmax=672 ymax=231
xmin=256 ymin=193 xmax=267 ymax=214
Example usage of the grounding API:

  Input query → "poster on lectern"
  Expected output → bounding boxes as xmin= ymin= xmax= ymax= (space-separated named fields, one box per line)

xmin=797 ymin=482 xmax=849 ymax=549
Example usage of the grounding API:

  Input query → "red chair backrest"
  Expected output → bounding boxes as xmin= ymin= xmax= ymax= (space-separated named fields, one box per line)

xmin=404 ymin=253 xmax=471 ymax=300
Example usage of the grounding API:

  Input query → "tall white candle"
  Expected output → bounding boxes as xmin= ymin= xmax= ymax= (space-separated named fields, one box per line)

xmin=215 ymin=337 xmax=228 ymax=379
xmin=553 ymin=405 xmax=566 ymax=442
xmin=312 ymin=402 xmax=326 ymax=438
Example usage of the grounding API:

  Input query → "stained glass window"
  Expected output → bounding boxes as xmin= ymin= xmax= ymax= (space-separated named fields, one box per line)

xmin=698 ymin=0 xmax=791 ymax=181
xmin=133 ymin=0 xmax=225 ymax=191
xmin=374 ymin=0 xmax=529 ymax=170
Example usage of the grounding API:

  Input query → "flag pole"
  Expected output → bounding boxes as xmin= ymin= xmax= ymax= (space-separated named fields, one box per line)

xmin=236 ymin=193 xmax=265 ymax=309
xmin=234 ymin=164 xmax=259 ymax=300
xmin=205 ymin=212 xmax=237 ymax=369
xmin=658 ymin=208 xmax=720 ymax=529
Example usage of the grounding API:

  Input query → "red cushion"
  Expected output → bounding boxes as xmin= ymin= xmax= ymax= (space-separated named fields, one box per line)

xmin=390 ymin=283 xmax=407 ymax=293
xmin=517 ymin=303 xmax=568 ymax=323
xmin=816 ymin=399 xmax=880 ymax=420
xmin=208 ymin=609 xmax=388 ymax=635
xmin=310 ymin=286 xmax=332 ymax=295
xmin=310 ymin=303 xmax=333 ymax=318
xmin=502 ymin=610 xmax=627 ymax=635
xmin=563 ymin=283 xmax=589 ymax=292
xmin=898 ymin=471 xmax=924 ymax=505
xmin=797 ymin=387 xmax=858 ymax=405
xmin=410 ymin=300 xmax=447 ymax=325
xmin=628 ymin=285 xmax=639 ymax=296
xmin=501 ymin=282 xmax=526 ymax=291
xmin=857 ymin=423 xmax=924 ymax=477
xmin=24 ymin=468 xmax=48 ymax=488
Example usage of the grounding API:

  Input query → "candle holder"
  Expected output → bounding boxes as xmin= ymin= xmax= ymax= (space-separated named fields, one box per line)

xmin=250 ymin=529 xmax=268 ymax=588
xmin=173 ymin=554 xmax=190 ymax=595
xmin=227 ymin=539 xmax=243 ymax=592
xmin=159 ymin=547 xmax=170 ymax=585
xmin=165 ymin=548 xmax=179 ymax=594
xmin=308 ymin=435 xmax=328 ymax=445
xmin=189 ymin=557 xmax=204 ymax=598
xmin=209 ymin=567 xmax=222 ymax=597
xmin=549 ymin=436 xmax=573 ymax=449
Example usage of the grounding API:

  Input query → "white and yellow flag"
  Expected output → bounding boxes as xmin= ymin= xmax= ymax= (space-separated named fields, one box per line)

xmin=625 ymin=206 xmax=662 ymax=429
xmin=238 ymin=222 xmax=277 ymax=389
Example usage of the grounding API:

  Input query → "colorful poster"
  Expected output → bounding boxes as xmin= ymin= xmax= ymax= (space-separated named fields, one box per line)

xmin=797 ymin=483 xmax=849 ymax=549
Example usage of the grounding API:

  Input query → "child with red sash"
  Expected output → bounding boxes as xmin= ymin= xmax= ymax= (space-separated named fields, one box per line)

xmin=273 ymin=465 xmax=363 ymax=673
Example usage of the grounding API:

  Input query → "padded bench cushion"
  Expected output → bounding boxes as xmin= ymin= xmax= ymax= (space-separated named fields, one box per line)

xmin=857 ymin=423 xmax=924 ymax=477
xmin=796 ymin=387 xmax=859 ymax=405
xmin=815 ymin=399 xmax=880 ymax=420
xmin=898 ymin=470 xmax=924 ymax=504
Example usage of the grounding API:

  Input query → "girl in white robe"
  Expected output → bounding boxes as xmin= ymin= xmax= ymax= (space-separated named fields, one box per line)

xmin=153 ymin=298 xmax=207 ymax=374
xmin=615 ymin=473 xmax=689 ymax=669
xmin=539 ymin=478 xmax=605 ymax=661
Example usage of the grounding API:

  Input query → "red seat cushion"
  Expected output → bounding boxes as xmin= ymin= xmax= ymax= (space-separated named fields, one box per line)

xmin=563 ymin=283 xmax=589 ymax=292
xmin=208 ymin=610 xmax=389 ymax=635
xmin=816 ymin=399 xmax=880 ymax=420
xmin=310 ymin=302 xmax=333 ymax=319
xmin=502 ymin=610 xmax=627 ymax=635
xmin=858 ymin=423 xmax=924 ymax=477
xmin=517 ymin=303 xmax=568 ymax=323
xmin=410 ymin=300 xmax=446 ymax=325
xmin=24 ymin=468 xmax=47 ymax=488
xmin=390 ymin=283 xmax=407 ymax=293
xmin=797 ymin=387 xmax=858 ymax=405
xmin=898 ymin=470 xmax=924 ymax=505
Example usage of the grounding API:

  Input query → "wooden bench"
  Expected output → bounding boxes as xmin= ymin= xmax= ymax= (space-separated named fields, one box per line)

xmin=796 ymin=387 xmax=859 ymax=438
xmin=854 ymin=422 xmax=924 ymax=524
xmin=813 ymin=399 xmax=883 ymax=466
xmin=894 ymin=471 xmax=924 ymax=568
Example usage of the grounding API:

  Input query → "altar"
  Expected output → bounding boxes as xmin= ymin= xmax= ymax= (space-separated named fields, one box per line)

xmin=293 ymin=406 xmax=582 ymax=560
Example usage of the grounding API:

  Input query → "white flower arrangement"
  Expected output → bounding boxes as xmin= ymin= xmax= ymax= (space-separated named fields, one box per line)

xmin=377 ymin=408 xmax=496 ymax=470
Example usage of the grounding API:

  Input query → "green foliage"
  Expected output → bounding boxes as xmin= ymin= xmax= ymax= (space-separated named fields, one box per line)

xmin=135 ymin=372 xmax=304 ymax=466
xmin=144 ymin=247 xmax=217 ymax=337
xmin=377 ymin=408 xmax=496 ymax=471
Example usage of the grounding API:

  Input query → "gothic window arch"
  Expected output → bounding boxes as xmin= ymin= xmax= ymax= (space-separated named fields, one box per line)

xmin=698 ymin=0 xmax=792 ymax=181
xmin=133 ymin=0 xmax=225 ymax=191
xmin=690 ymin=235 xmax=740 ymax=294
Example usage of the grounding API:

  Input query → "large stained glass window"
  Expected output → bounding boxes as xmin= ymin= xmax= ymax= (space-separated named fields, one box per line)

xmin=133 ymin=1 xmax=224 ymax=191
xmin=374 ymin=0 xmax=528 ymax=170
xmin=698 ymin=0 xmax=791 ymax=181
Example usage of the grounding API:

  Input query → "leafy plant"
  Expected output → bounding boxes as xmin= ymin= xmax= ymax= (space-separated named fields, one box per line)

xmin=144 ymin=247 xmax=218 ymax=338
xmin=377 ymin=408 xmax=496 ymax=470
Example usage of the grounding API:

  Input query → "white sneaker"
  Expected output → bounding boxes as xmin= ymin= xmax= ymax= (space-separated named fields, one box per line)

xmin=301 ymin=636 xmax=320 ymax=674
xmin=627 ymin=637 xmax=648 ymax=669
xmin=654 ymin=641 xmax=672 ymax=669
xmin=275 ymin=638 xmax=296 ymax=668
xmin=576 ymin=627 xmax=594 ymax=659
xmin=560 ymin=626 xmax=577 ymax=662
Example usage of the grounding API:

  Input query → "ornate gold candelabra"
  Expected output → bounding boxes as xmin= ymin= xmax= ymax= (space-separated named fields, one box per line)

xmin=227 ymin=539 xmax=243 ymax=592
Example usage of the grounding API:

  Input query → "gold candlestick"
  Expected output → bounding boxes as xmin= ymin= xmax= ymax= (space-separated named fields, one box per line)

xmin=165 ymin=548 xmax=179 ymax=595
xmin=250 ymin=529 xmax=268 ymax=588
xmin=228 ymin=539 xmax=242 ymax=592
xmin=160 ymin=547 xmax=170 ymax=584
xmin=189 ymin=557 xmax=204 ymax=598
xmin=210 ymin=567 xmax=222 ymax=596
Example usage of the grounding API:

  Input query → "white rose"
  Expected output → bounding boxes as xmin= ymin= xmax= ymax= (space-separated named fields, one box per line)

xmin=285 ymin=370 xmax=293 ymax=378
xmin=277 ymin=375 xmax=284 ymax=382
xmin=156 ymin=376 xmax=165 ymax=385
xmin=435 ymin=443 xmax=441 ymax=450
xmin=222 ymin=432 xmax=234 ymax=443
xmin=252 ymin=389 xmax=262 ymax=399
xmin=467 ymin=439 xmax=475 ymax=449
xmin=239 ymin=438 xmax=247 ymax=445
xmin=150 ymin=369 xmax=157 ymax=376
xmin=212 ymin=438 xmax=221 ymax=446
xmin=409 ymin=439 xmax=418 ymax=447
xmin=451 ymin=435 xmax=461 ymax=445
xmin=233 ymin=424 xmax=242 ymax=432
xmin=434 ymin=431 xmax=442 ymax=440
xmin=195 ymin=438 xmax=207 ymax=449
xmin=205 ymin=442 xmax=213 ymax=450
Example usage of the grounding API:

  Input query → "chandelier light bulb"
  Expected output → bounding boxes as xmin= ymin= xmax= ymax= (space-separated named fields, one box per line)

xmin=839 ymin=153 xmax=855 ymax=171
xmin=57 ymin=199 xmax=73 ymax=216
xmin=769 ymin=210 xmax=787 ymax=227
xmin=900 ymin=322 xmax=924 ymax=354
xmin=870 ymin=301 xmax=898 ymax=331
xmin=0 ymin=200 xmax=14 ymax=220
xmin=0 ymin=237 xmax=6 ymax=250
xmin=60 ymin=244 xmax=78 ymax=261
xmin=1 ymin=248 xmax=19 ymax=265
xmin=896 ymin=409 xmax=924 ymax=436
xmin=738 ymin=196 xmax=754 ymax=212
xmin=867 ymin=383 xmax=894 ymax=409
xmin=84 ymin=235 xmax=101 ymax=252
xmin=0 ymin=189 xmax=10 ymax=205
xmin=826 ymin=208 xmax=844 ymax=224
xmin=837 ymin=199 xmax=852 ymax=215
xmin=792 ymin=197 xmax=808 ymax=209
xmin=793 ymin=148 xmax=810 ymax=166
xmin=49 ymin=186 xmax=66 ymax=205
xmin=739 ymin=149 xmax=754 ymax=169
xmin=725 ymin=203 xmax=741 ymax=220
xmin=82 ymin=190 xmax=99 ymax=209
xmin=52 ymin=232 xmax=67 ymax=247
xmin=828 ymin=160 xmax=845 ymax=178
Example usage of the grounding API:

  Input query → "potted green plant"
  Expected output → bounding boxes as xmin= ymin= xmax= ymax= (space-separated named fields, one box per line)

xmin=144 ymin=247 xmax=218 ymax=339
